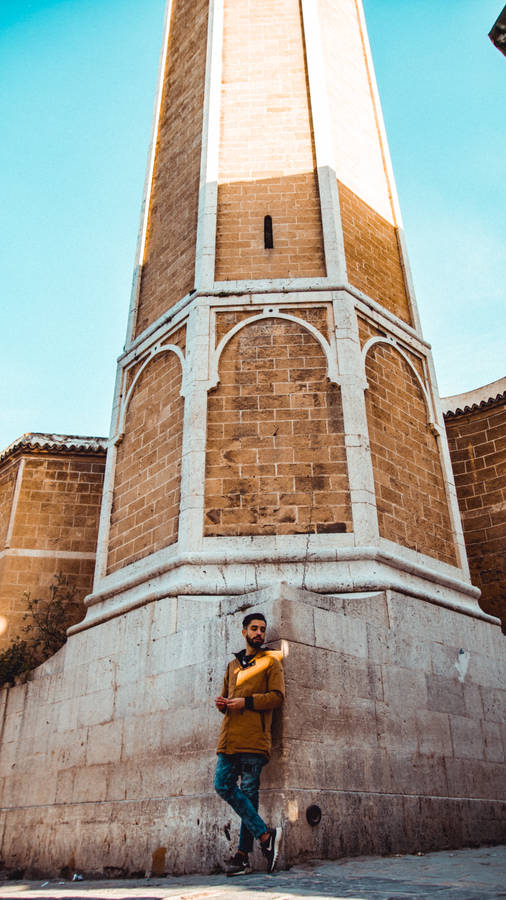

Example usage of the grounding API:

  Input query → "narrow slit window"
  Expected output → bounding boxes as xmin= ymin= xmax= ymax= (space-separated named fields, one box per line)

xmin=264 ymin=215 xmax=273 ymax=249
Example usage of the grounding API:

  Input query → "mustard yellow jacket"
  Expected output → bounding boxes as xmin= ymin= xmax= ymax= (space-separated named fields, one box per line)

xmin=217 ymin=649 xmax=285 ymax=759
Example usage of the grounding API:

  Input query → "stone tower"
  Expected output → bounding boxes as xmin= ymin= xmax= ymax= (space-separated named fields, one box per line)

xmin=0 ymin=0 xmax=504 ymax=878
xmin=88 ymin=0 xmax=474 ymax=614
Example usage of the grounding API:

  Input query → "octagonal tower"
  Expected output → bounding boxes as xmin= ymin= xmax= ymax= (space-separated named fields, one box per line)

xmin=82 ymin=0 xmax=479 ymax=625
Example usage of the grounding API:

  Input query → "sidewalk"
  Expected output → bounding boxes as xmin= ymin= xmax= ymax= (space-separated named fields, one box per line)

xmin=1 ymin=846 xmax=505 ymax=900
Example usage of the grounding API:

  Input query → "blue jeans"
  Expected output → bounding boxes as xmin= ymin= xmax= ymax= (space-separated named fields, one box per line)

xmin=214 ymin=753 xmax=268 ymax=854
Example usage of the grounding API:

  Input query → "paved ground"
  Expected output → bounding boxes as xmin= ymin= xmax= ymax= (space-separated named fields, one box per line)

xmin=1 ymin=846 xmax=505 ymax=900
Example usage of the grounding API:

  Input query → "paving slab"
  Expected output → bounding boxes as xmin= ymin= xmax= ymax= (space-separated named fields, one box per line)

xmin=1 ymin=846 xmax=505 ymax=900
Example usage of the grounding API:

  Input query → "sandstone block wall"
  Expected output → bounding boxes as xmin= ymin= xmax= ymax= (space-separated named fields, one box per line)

xmin=0 ymin=439 xmax=106 ymax=650
xmin=339 ymin=182 xmax=410 ymax=323
xmin=107 ymin=349 xmax=185 ymax=574
xmin=205 ymin=313 xmax=352 ymax=536
xmin=444 ymin=390 xmax=506 ymax=628
xmin=134 ymin=0 xmax=208 ymax=336
xmin=215 ymin=0 xmax=325 ymax=281
xmin=359 ymin=319 xmax=457 ymax=567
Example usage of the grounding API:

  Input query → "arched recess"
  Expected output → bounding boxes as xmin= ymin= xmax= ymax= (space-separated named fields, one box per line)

xmin=117 ymin=344 xmax=186 ymax=440
xmin=362 ymin=336 xmax=435 ymax=424
xmin=363 ymin=340 xmax=457 ymax=566
xmin=107 ymin=349 xmax=185 ymax=574
xmin=210 ymin=310 xmax=338 ymax=387
xmin=204 ymin=315 xmax=352 ymax=537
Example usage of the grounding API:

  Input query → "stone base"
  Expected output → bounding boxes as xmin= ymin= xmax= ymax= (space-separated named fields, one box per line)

xmin=0 ymin=583 xmax=505 ymax=876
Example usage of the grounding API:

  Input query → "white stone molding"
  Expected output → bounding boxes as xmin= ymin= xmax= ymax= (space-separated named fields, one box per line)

xmin=299 ymin=0 xmax=347 ymax=282
xmin=354 ymin=295 xmax=428 ymax=353
xmin=426 ymin=350 xmax=471 ymax=577
xmin=194 ymin=0 xmax=224 ymax=291
xmin=4 ymin=457 xmax=25 ymax=550
xmin=212 ymin=279 xmax=427 ymax=343
xmin=72 ymin=537 xmax=489 ymax=637
xmin=396 ymin=226 xmax=422 ymax=334
xmin=332 ymin=292 xmax=379 ymax=544
xmin=214 ymin=276 xmax=333 ymax=293
xmin=93 ymin=364 xmax=123 ymax=586
xmin=209 ymin=308 xmax=338 ymax=389
xmin=120 ymin=282 xmax=427 ymax=366
xmin=122 ymin=291 xmax=196 ymax=362
xmin=177 ymin=301 xmax=211 ymax=552
xmin=124 ymin=0 xmax=175 ymax=347
xmin=0 ymin=548 xmax=96 ymax=561
xmin=362 ymin=334 xmax=436 ymax=426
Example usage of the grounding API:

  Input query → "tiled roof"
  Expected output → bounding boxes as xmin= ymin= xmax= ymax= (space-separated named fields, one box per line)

xmin=0 ymin=433 xmax=108 ymax=463
xmin=443 ymin=391 xmax=506 ymax=419
xmin=442 ymin=376 xmax=506 ymax=419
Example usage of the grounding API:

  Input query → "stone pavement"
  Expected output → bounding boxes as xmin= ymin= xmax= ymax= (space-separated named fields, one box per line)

xmin=1 ymin=846 xmax=505 ymax=900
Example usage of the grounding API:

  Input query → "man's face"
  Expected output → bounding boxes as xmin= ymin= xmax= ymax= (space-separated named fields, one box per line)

xmin=243 ymin=619 xmax=266 ymax=652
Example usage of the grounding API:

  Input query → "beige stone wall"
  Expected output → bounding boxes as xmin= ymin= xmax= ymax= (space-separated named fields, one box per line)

xmin=339 ymin=182 xmax=411 ymax=323
xmin=107 ymin=350 xmax=185 ymax=574
xmin=0 ymin=586 xmax=504 ymax=876
xmin=215 ymin=0 xmax=325 ymax=281
xmin=445 ymin=398 xmax=506 ymax=627
xmin=276 ymin=586 xmax=506 ymax=858
xmin=205 ymin=315 xmax=352 ymax=536
xmin=359 ymin=320 xmax=457 ymax=567
xmin=0 ymin=451 xmax=105 ymax=650
xmin=134 ymin=0 xmax=208 ymax=337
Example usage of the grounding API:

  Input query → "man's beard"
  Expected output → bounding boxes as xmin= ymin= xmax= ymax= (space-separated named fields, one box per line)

xmin=246 ymin=635 xmax=263 ymax=652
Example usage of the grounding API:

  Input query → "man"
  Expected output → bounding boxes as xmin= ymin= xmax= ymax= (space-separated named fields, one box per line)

xmin=214 ymin=612 xmax=285 ymax=876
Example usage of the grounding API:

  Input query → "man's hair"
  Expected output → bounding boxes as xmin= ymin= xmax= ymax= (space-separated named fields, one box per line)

xmin=242 ymin=612 xmax=267 ymax=629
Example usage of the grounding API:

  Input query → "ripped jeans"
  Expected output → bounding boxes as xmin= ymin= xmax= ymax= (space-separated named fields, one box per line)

xmin=214 ymin=752 xmax=268 ymax=853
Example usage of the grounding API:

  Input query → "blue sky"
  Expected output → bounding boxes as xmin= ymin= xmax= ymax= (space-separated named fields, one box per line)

xmin=1 ymin=0 xmax=504 ymax=450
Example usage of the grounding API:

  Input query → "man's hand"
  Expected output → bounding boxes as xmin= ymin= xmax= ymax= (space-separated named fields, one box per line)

xmin=226 ymin=697 xmax=246 ymax=710
xmin=214 ymin=696 xmax=246 ymax=711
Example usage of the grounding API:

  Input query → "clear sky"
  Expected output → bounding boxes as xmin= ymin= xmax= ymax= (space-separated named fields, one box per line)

xmin=1 ymin=0 xmax=504 ymax=450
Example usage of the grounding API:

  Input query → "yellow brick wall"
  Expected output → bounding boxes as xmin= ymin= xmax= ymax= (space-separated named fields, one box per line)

xmin=134 ymin=0 xmax=208 ymax=337
xmin=445 ymin=400 xmax=506 ymax=625
xmin=12 ymin=457 xmax=105 ymax=554
xmin=0 ymin=451 xmax=106 ymax=651
xmin=107 ymin=350 xmax=184 ymax=573
xmin=360 ymin=324 xmax=457 ymax=566
xmin=215 ymin=0 xmax=325 ymax=281
xmin=215 ymin=310 xmax=257 ymax=347
xmin=205 ymin=316 xmax=352 ymax=536
xmin=339 ymin=182 xmax=411 ymax=323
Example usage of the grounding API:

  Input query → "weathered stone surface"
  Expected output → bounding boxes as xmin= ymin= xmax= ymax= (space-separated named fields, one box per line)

xmin=0 ymin=584 xmax=504 ymax=876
